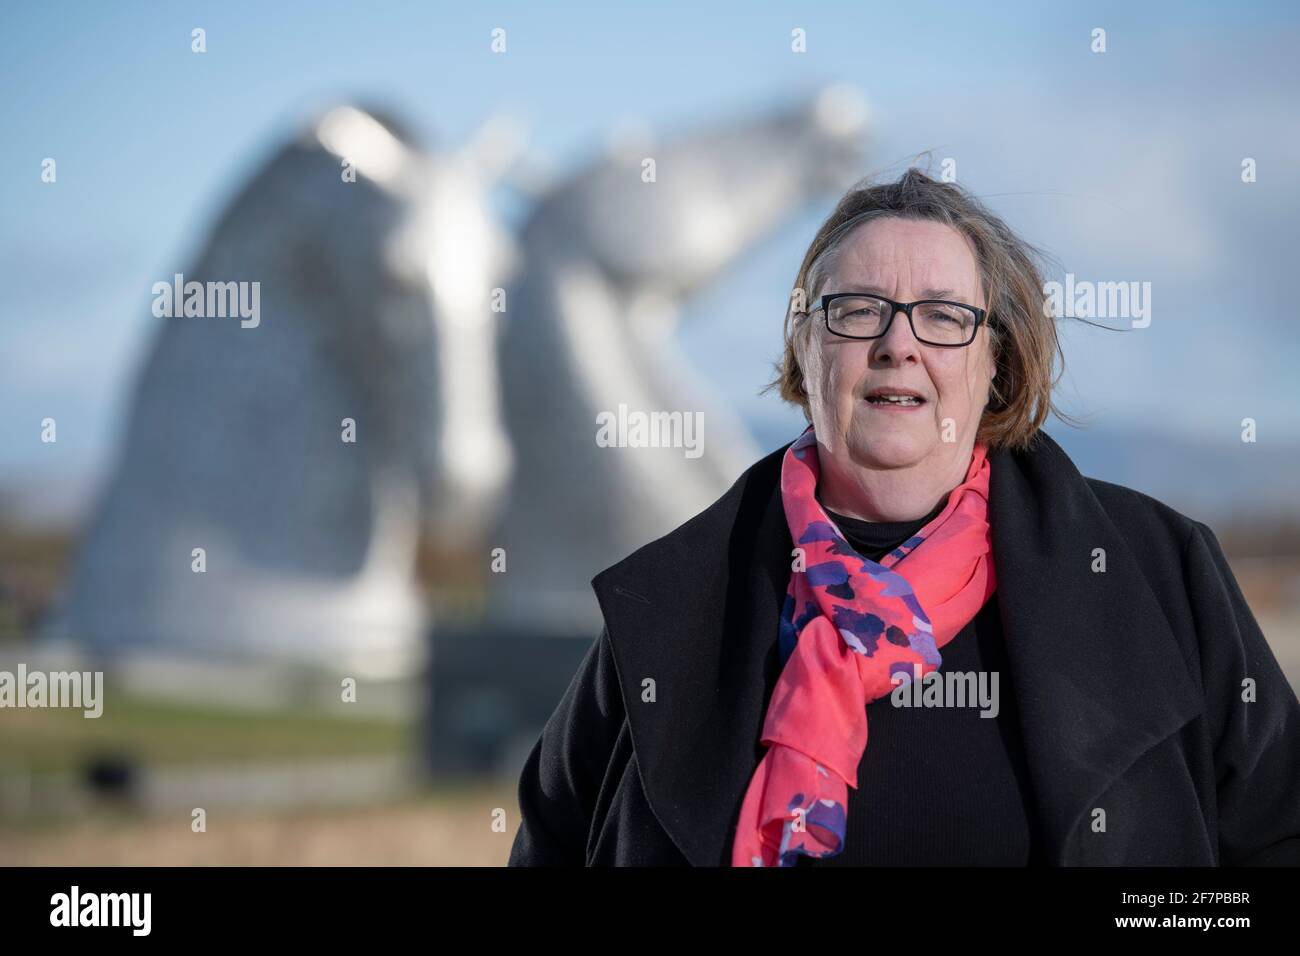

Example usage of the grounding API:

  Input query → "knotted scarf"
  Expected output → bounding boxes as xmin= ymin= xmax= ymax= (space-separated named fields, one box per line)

xmin=731 ymin=423 xmax=997 ymax=866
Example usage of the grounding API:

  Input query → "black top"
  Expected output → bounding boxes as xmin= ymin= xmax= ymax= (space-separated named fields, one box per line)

xmin=794 ymin=494 xmax=1045 ymax=866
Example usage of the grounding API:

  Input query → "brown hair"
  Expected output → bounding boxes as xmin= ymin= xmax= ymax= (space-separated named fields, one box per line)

xmin=762 ymin=164 xmax=1083 ymax=451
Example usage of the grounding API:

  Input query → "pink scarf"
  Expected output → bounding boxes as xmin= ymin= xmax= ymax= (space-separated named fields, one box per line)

xmin=731 ymin=423 xmax=997 ymax=866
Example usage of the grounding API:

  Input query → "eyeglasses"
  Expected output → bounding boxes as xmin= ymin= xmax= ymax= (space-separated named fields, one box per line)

xmin=809 ymin=293 xmax=989 ymax=347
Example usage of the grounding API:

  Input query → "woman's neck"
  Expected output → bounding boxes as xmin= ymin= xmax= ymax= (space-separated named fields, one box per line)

xmin=816 ymin=444 xmax=970 ymax=522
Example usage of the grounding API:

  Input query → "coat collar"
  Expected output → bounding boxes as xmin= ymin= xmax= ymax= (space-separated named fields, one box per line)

xmin=590 ymin=429 xmax=1204 ymax=866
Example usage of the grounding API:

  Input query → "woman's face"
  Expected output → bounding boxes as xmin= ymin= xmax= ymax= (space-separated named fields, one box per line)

xmin=798 ymin=216 xmax=996 ymax=475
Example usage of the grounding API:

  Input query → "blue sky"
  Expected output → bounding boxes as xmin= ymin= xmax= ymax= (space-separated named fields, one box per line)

xmin=3 ymin=0 xmax=1298 ymax=510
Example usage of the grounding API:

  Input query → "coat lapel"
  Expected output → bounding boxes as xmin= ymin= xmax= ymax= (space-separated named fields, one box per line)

xmin=591 ymin=429 xmax=1204 ymax=866
xmin=986 ymin=429 xmax=1204 ymax=864
xmin=591 ymin=441 xmax=789 ymax=866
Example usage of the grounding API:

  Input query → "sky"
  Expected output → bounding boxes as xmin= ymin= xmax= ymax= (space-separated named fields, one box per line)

xmin=2 ymin=0 xmax=1298 ymax=517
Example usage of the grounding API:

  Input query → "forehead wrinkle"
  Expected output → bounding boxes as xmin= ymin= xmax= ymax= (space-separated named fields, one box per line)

xmin=834 ymin=218 xmax=982 ymax=297
xmin=834 ymin=245 xmax=978 ymax=303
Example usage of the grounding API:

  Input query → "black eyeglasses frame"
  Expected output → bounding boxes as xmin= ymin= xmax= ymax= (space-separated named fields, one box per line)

xmin=809 ymin=292 xmax=991 ymax=347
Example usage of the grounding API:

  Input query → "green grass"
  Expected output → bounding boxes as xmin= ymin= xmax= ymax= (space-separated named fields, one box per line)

xmin=0 ymin=686 xmax=412 ymax=775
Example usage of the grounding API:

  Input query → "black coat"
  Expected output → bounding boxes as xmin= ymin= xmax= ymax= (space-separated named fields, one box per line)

xmin=508 ymin=430 xmax=1300 ymax=866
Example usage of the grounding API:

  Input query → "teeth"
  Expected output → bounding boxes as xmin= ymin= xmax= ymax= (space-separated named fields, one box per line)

xmin=870 ymin=395 xmax=921 ymax=404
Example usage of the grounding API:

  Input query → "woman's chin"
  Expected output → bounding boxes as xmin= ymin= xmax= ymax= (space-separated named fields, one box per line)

xmin=848 ymin=430 xmax=930 ymax=469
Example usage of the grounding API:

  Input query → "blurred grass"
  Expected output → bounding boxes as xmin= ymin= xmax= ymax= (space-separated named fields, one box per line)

xmin=0 ymin=686 xmax=411 ymax=775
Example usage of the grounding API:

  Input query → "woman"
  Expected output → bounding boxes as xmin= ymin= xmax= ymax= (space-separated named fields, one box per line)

xmin=508 ymin=168 xmax=1300 ymax=866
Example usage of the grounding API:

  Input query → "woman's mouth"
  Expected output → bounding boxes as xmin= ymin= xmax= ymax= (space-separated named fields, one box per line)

xmin=864 ymin=394 xmax=927 ymax=410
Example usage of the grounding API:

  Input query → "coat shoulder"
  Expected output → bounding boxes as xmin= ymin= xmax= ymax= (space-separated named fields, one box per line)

xmin=592 ymin=439 xmax=791 ymax=586
xmin=1083 ymin=474 xmax=1204 ymax=551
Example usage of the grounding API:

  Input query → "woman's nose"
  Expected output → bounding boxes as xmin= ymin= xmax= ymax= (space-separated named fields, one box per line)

xmin=872 ymin=307 xmax=921 ymax=362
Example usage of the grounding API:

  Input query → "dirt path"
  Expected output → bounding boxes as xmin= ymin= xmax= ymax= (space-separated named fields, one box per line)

xmin=0 ymin=786 xmax=518 ymax=866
